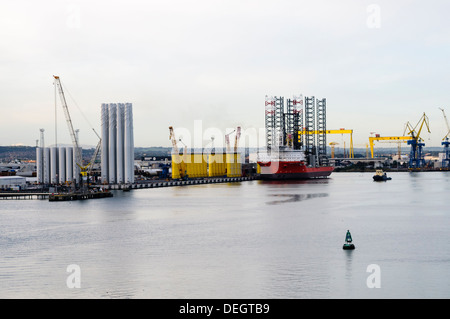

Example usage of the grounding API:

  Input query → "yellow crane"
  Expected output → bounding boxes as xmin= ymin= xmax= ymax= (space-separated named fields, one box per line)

xmin=329 ymin=142 xmax=339 ymax=158
xmin=369 ymin=113 xmax=430 ymax=164
xmin=299 ymin=129 xmax=354 ymax=158
xmin=369 ymin=136 xmax=412 ymax=158
xmin=405 ymin=112 xmax=430 ymax=142
xmin=53 ymin=75 xmax=101 ymax=190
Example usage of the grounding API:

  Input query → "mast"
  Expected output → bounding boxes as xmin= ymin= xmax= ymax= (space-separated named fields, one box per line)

xmin=53 ymin=76 xmax=82 ymax=168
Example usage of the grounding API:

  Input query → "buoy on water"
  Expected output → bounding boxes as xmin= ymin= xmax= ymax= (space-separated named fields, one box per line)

xmin=343 ymin=229 xmax=355 ymax=250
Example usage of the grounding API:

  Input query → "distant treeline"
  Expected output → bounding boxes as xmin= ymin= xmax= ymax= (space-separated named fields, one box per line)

xmin=0 ymin=145 xmax=444 ymax=162
xmin=0 ymin=146 xmax=97 ymax=162
xmin=0 ymin=146 xmax=172 ymax=162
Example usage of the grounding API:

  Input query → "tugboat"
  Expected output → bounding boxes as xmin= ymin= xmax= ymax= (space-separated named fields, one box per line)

xmin=342 ymin=230 xmax=355 ymax=250
xmin=373 ymin=169 xmax=392 ymax=182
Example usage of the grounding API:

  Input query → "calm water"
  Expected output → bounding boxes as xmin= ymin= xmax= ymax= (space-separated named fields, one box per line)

xmin=1 ymin=172 xmax=449 ymax=299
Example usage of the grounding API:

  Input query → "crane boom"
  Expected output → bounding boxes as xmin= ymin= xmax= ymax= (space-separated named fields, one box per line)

xmin=225 ymin=129 xmax=235 ymax=153
xmin=234 ymin=126 xmax=241 ymax=152
xmin=439 ymin=108 xmax=450 ymax=140
xmin=87 ymin=139 xmax=102 ymax=177
xmin=406 ymin=112 xmax=430 ymax=141
xmin=169 ymin=126 xmax=179 ymax=154
xmin=53 ymin=75 xmax=82 ymax=167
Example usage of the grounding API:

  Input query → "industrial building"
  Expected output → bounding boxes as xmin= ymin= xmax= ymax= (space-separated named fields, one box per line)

xmin=0 ymin=176 xmax=26 ymax=189
xmin=101 ymin=103 xmax=135 ymax=184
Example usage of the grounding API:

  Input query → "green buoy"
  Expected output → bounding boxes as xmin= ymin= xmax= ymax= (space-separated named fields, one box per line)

xmin=343 ymin=230 xmax=355 ymax=250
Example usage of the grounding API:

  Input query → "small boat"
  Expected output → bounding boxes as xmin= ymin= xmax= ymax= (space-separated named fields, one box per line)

xmin=342 ymin=230 xmax=355 ymax=250
xmin=373 ymin=169 xmax=392 ymax=181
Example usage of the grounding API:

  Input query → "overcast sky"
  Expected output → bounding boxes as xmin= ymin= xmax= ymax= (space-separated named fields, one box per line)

xmin=1 ymin=0 xmax=450 ymax=149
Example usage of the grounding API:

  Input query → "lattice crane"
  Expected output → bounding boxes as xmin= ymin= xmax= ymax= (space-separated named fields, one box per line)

xmin=405 ymin=112 xmax=430 ymax=169
xmin=439 ymin=108 xmax=450 ymax=168
xmin=169 ymin=126 xmax=187 ymax=179
xmin=234 ymin=126 xmax=241 ymax=153
xmin=54 ymin=75 xmax=101 ymax=189
xmin=439 ymin=108 xmax=450 ymax=141
xmin=225 ymin=129 xmax=236 ymax=153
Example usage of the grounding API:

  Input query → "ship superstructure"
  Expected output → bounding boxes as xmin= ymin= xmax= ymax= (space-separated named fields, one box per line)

xmin=257 ymin=94 xmax=333 ymax=180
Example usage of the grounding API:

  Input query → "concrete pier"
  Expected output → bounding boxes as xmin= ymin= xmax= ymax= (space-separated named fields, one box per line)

xmin=103 ymin=176 xmax=258 ymax=190
xmin=2 ymin=176 xmax=259 ymax=200
xmin=0 ymin=193 xmax=49 ymax=200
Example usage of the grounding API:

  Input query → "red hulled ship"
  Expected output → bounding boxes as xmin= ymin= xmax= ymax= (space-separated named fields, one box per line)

xmin=259 ymin=94 xmax=334 ymax=180
xmin=257 ymin=149 xmax=334 ymax=180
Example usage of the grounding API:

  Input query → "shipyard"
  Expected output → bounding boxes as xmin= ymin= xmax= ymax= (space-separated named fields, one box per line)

xmin=1 ymin=0 xmax=450 ymax=304
xmin=1 ymin=85 xmax=449 ymax=199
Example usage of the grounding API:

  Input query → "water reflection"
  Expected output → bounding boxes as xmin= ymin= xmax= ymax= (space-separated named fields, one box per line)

xmin=259 ymin=179 xmax=331 ymax=186
xmin=266 ymin=193 xmax=328 ymax=205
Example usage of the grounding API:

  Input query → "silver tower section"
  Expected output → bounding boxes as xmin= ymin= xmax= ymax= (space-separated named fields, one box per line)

xmin=43 ymin=147 xmax=50 ymax=184
xmin=50 ymin=147 xmax=58 ymax=184
xmin=124 ymin=103 xmax=134 ymax=184
xmin=116 ymin=103 xmax=125 ymax=184
xmin=101 ymin=103 xmax=109 ymax=183
xmin=36 ymin=129 xmax=45 ymax=184
xmin=108 ymin=103 xmax=117 ymax=184
xmin=101 ymin=102 xmax=134 ymax=185
xmin=58 ymin=147 xmax=66 ymax=184
xmin=66 ymin=147 xmax=73 ymax=182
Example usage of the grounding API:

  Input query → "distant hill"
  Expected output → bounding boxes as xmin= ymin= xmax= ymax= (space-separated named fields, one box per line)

xmin=134 ymin=147 xmax=172 ymax=158
xmin=0 ymin=146 xmax=97 ymax=162
xmin=1 ymin=145 xmax=446 ymax=162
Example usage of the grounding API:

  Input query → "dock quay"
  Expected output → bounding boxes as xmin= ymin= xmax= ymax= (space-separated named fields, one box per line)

xmin=104 ymin=176 xmax=258 ymax=190
xmin=48 ymin=191 xmax=113 ymax=201
xmin=1 ymin=176 xmax=258 ymax=200
xmin=0 ymin=193 xmax=49 ymax=200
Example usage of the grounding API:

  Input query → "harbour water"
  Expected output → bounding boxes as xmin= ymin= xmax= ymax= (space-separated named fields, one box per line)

xmin=1 ymin=172 xmax=449 ymax=299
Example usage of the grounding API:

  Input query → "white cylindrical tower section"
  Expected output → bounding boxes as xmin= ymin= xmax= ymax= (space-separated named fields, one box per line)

xmin=66 ymin=147 xmax=73 ymax=182
xmin=116 ymin=103 xmax=125 ymax=183
xmin=50 ymin=147 xmax=58 ymax=184
xmin=73 ymin=147 xmax=81 ymax=184
xmin=101 ymin=103 xmax=109 ymax=183
xmin=108 ymin=103 xmax=117 ymax=184
xmin=124 ymin=103 xmax=134 ymax=184
xmin=43 ymin=147 xmax=50 ymax=184
xmin=59 ymin=147 xmax=66 ymax=184
xmin=36 ymin=147 xmax=43 ymax=183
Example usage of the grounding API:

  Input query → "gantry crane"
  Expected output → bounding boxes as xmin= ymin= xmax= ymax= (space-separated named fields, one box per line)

xmin=54 ymin=75 xmax=101 ymax=191
xmin=439 ymin=108 xmax=450 ymax=168
xmin=405 ymin=112 xmax=431 ymax=169
xmin=368 ymin=135 xmax=412 ymax=159
xmin=299 ymin=129 xmax=354 ymax=158
xmin=329 ymin=142 xmax=339 ymax=158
